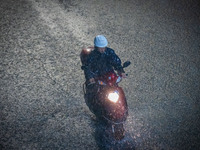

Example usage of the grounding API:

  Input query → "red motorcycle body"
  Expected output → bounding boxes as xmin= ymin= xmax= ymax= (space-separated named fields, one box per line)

xmin=80 ymin=47 xmax=128 ymax=124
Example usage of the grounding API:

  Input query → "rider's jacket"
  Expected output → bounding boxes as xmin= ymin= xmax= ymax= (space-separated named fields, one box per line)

xmin=84 ymin=47 xmax=125 ymax=80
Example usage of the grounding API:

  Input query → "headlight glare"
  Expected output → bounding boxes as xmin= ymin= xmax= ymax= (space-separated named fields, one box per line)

xmin=108 ymin=91 xmax=119 ymax=103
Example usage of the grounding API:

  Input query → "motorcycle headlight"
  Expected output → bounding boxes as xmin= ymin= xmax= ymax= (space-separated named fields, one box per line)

xmin=108 ymin=91 xmax=119 ymax=103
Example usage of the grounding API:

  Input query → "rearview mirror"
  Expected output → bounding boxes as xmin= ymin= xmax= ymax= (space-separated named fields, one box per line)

xmin=123 ymin=61 xmax=131 ymax=68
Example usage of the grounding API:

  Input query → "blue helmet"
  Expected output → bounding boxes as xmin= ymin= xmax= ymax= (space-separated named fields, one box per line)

xmin=94 ymin=35 xmax=108 ymax=48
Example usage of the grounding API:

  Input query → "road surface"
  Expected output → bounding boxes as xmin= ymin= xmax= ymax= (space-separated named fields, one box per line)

xmin=0 ymin=0 xmax=200 ymax=149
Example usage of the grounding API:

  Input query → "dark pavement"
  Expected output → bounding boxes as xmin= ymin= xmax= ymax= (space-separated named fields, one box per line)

xmin=0 ymin=0 xmax=200 ymax=149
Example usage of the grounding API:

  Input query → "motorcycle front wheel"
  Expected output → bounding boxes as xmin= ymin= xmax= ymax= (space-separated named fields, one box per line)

xmin=112 ymin=124 xmax=125 ymax=140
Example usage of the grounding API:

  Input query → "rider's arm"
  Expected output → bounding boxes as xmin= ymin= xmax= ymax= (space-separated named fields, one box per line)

xmin=108 ymin=49 xmax=125 ymax=74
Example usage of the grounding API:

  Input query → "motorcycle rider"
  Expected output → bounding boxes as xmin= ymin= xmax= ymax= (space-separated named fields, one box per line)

xmin=84 ymin=35 xmax=126 ymax=85
xmin=83 ymin=35 xmax=127 ymax=116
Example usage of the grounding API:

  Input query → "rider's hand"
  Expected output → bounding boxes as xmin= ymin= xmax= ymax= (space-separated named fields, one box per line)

xmin=121 ymin=73 xmax=127 ymax=78
xmin=89 ymin=78 xmax=95 ymax=83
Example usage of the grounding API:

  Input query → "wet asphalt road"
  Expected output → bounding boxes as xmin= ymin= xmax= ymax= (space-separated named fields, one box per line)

xmin=0 ymin=0 xmax=200 ymax=149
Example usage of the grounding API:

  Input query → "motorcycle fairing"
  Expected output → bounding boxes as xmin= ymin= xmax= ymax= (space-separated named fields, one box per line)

xmin=97 ymin=86 xmax=128 ymax=123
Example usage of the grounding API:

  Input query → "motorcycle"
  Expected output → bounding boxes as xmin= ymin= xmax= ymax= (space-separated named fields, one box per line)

xmin=80 ymin=47 xmax=131 ymax=140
